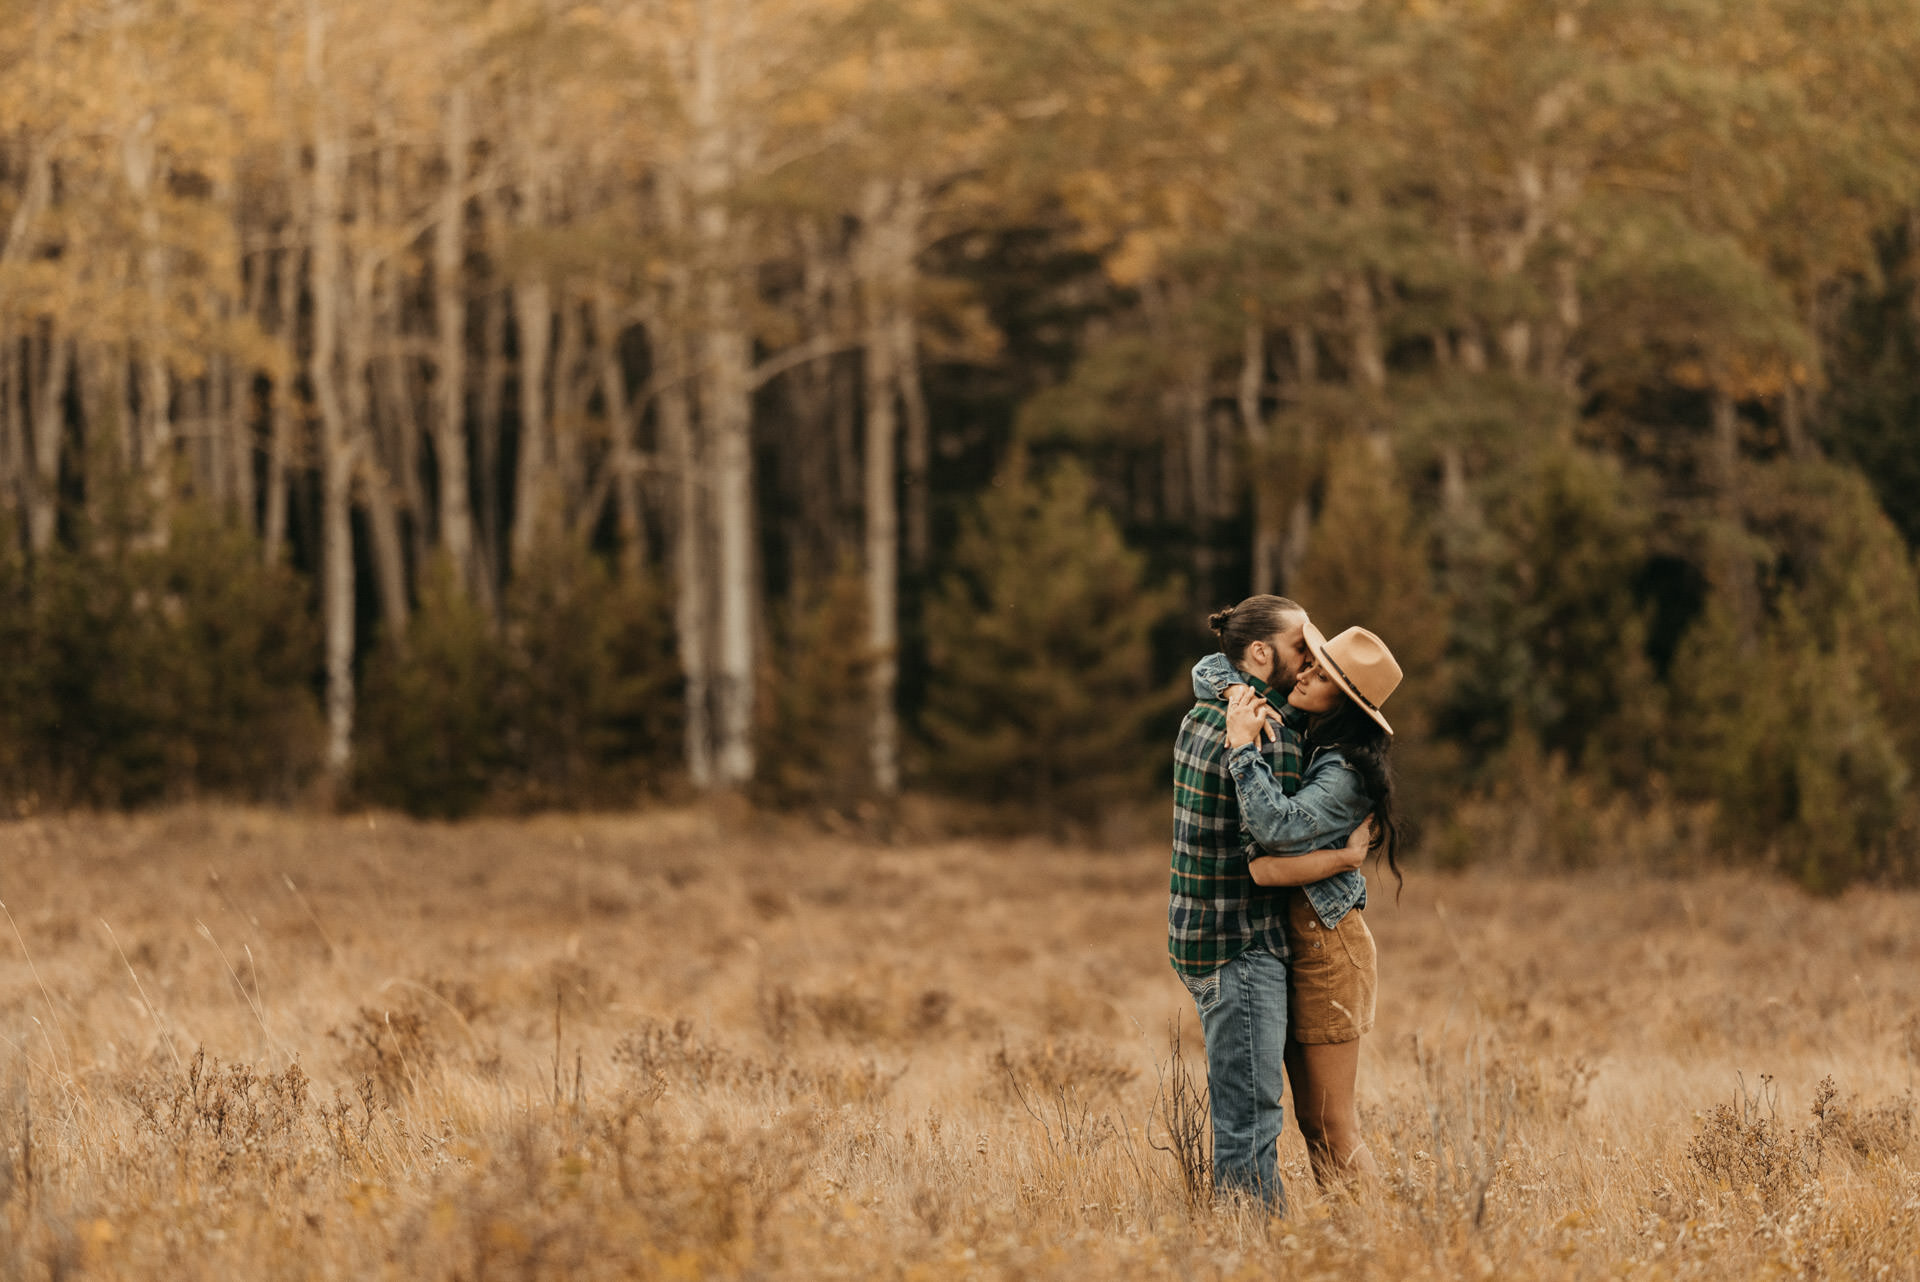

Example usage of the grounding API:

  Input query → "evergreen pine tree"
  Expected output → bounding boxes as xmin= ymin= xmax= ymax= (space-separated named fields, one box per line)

xmin=1438 ymin=443 xmax=1662 ymax=786
xmin=502 ymin=537 xmax=682 ymax=807
xmin=356 ymin=558 xmax=511 ymax=818
xmin=921 ymin=454 xmax=1179 ymax=828
xmin=1292 ymin=438 xmax=1452 ymax=821
xmin=1669 ymin=602 xmax=1909 ymax=892
xmin=757 ymin=556 xmax=876 ymax=813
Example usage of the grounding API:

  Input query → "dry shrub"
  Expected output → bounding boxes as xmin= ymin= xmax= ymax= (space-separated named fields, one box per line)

xmin=1149 ymin=1020 xmax=1211 ymax=1210
xmin=1491 ymin=1052 xmax=1598 ymax=1123
xmin=988 ymin=1036 xmax=1138 ymax=1106
xmin=548 ymin=959 xmax=617 ymax=1016
xmin=330 ymin=1004 xmax=439 ymax=1101
xmin=803 ymin=984 xmax=888 ymax=1042
xmin=1686 ymin=1074 xmax=1820 ymax=1206
xmin=387 ymin=1104 xmax=822 ymax=1278
xmin=115 ymin=1049 xmax=398 ymax=1203
xmin=1434 ymin=732 xmax=1714 ymax=872
xmin=1376 ymin=1036 xmax=1520 ymax=1237
xmin=1809 ymin=1079 xmax=1917 ymax=1165
xmin=612 ymin=1017 xmax=901 ymax=1108
xmin=755 ymin=979 xmax=954 ymax=1046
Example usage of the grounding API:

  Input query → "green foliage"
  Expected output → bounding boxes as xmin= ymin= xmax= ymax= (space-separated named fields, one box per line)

xmin=1828 ymin=226 xmax=1920 ymax=549
xmin=355 ymin=542 xmax=681 ymax=818
xmin=1739 ymin=459 xmax=1920 ymax=771
xmin=1439 ymin=444 xmax=1662 ymax=785
xmin=1291 ymin=438 xmax=1447 ymax=731
xmin=1288 ymin=437 xmax=1454 ymax=826
xmin=355 ymin=560 xmax=510 ymax=820
xmin=500 ymin=538 xmax=681 ymax=808
xmin=756 ymin=557 xmax=876 ymax=812
xmin=1662 ymin=459 xmax=1920 ymax=890
xmin=920 ymin=455 xmax=1180 ymax=826
xmin=0 ymin=504 xmax=322 ymax=810
xmin=1669 ymin=604 xmax=1911 ymax=894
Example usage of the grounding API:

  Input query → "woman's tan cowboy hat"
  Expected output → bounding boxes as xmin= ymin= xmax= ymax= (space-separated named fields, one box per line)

xmin=1302 ymin=622 xmax=1402 ymax=736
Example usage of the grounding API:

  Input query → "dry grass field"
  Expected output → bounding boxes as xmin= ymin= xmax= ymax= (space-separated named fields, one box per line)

xmin=2 ymin=806 xmax=1917 ymax=1280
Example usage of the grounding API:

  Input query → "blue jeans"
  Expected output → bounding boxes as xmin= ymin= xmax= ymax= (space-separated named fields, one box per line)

xmin=1180 ymin=947 xmax=1289 ymax=1211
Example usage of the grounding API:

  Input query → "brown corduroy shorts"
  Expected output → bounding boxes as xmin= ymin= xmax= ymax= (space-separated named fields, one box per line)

xmin=1287 ymin=890 xmax=1377 ymax=1045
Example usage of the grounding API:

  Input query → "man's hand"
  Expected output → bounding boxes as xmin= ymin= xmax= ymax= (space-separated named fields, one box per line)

xmin=1331 ymin=814 xmax=1376 ymax=871
xmin=1224 ymin=685 xmax=1282 ymax=750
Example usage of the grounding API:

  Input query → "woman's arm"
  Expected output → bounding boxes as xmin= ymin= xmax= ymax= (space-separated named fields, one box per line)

xmin=1222 ymin=689 xmax=1372 ymax=854
xmin=1249 ymin=841 xmax=1363 ymax=886
xmin=1192 ymin=652 xmax=1243 ymax=702
xmin=1227 ymin=748 xmax=1372 ymax=854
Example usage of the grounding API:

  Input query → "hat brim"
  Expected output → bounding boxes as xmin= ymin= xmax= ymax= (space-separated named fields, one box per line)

xmin=1303 ymin=621 xmax=1395 ymax=737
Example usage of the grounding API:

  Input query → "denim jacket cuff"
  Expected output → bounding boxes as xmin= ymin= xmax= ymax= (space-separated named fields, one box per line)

xmin=1224 ymin=742 xmax=1263 ymax=776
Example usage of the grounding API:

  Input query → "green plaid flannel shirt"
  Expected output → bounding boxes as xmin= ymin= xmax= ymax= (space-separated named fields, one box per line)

xmin=1167 ymin=667 xmax=1303 ymax=977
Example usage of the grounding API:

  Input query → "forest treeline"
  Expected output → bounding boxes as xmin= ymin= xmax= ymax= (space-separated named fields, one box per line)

xmin=3 ymin=0 xmax=1920 ymax=888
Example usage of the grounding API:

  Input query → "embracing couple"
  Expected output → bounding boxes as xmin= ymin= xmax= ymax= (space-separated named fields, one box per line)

xmin=1168 ymin=593 xmax=1404 ymax=1213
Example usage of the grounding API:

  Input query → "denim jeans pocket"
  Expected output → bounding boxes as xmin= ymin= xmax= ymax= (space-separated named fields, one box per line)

xmin=1181 ymin=968 xmax=1223 ymax=1016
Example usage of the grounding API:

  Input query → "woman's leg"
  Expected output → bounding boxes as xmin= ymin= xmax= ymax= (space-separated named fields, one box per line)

xmin=1285 ymin=1035 xmax=1378 ymax=1189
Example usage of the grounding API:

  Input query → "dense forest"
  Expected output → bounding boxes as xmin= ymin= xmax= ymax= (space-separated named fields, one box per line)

xmin=3 ymin=0 xmax=1919 ymax=887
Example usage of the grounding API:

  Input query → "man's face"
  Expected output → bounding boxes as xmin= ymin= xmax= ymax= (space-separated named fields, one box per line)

xmin=1248 ymin=615 xmax=1311 ymax=691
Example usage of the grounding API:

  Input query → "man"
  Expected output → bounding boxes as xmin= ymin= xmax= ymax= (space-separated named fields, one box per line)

xmin=1168 ymin=594 xmax=1368 ymax=1211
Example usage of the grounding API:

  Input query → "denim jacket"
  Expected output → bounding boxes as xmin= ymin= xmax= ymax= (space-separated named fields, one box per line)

xmin=1192 ymin=653 xmax=1370 ymax=928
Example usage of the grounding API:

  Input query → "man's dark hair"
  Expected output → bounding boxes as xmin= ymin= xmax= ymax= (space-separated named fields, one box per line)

xmin=1206 ymin=595 xmax=1306 ymax=665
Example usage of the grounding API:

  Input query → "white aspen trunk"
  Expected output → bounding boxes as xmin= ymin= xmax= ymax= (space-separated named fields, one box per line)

xmin=691 ymin=0 xmax=757 ymax=788
xmin=205 ymin=358 xmax=230 ymax=510
xmin=376 ymin=282 xmax=427 ymax=574
xmin=892 ymin=183 xmax=930 ymax=575
xmin=26 ymin=324 xmax=69 ymax=554
xmin=309 ymin=3 xmax=357 ymax=781
xmin=857 ymin=179 xmax=902 ymax=796
xmin=188 ymin=374 xmax=218 ymax=507
xmin=0 ymin=329 xmax=16 ymax=539
xmin=784 ymin=221 xmax=837 ymax=580
xmin=704 ymin=295 xmax=755 ymax=787
xmin=1781 ymin=382 xmax=1811 ymax=459
xmin=1278 ymin=324 xmax=1319 ymax=595
xmin=229 ymin=250 xmax=264 ymax=527
xmin=1342 ymin=273 xmax=1386 ymax=393
xmin=475 ymin=195 xmax=509 ymax=606
xmin=1239 ymin=318 xmax=1275 ymax=594
xmin=348 ymin=185 xmax=410 ymax=645
xmin=369 ymin=115 xmax=424 ymax=577
xmin=592 ymin=285 xmax=645 ymax=568
xmin=659 ymin=318 xmax=713 ymax=788
xmin=509 ymin=101 xmax=555 ymax=573
xmin=123 ymin=117 xmax=173 ymax=524
xmin=552 ymin=294 xmax=588 ymax=518
xmin=434 ymin=84 xmax=477 ymax=592
xmin=511 ymin=272 xmax=553 ymax=568
xmin=1458 ymin=322 xmax=1489 ymax=373
xmin=0 ymin=149 xmax=51 ymax=541
xmin=264 ymin=247 xmax=300 ymax=563
xmin=1709 ymin=386 xmax=1756 ymax=639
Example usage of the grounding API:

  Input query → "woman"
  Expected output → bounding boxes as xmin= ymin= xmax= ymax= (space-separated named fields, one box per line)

xmin=1196 ymin=622 xmax=1403 ymax=1190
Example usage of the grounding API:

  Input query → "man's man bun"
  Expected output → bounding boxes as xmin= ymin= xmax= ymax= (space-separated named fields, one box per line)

xmin=1209 ymin=595 xmax=1306 ymax=662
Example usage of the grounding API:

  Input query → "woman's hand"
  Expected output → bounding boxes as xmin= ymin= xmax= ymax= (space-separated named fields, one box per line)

xmin=1223 ymin=685 xmax=1280 ymax=750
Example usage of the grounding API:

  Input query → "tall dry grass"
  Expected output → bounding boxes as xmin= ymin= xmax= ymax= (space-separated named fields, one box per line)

xmin=1 ymin=807 xmax=1916 ymax=1279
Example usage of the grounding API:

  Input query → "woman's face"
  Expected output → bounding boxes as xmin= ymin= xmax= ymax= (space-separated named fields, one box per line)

xmin=1286 ymin=657 xmax=1345 ymax=715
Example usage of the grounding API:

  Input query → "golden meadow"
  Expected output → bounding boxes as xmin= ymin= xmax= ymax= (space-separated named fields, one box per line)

xmin=3 ymin=807 xmax=1915 ymax=1279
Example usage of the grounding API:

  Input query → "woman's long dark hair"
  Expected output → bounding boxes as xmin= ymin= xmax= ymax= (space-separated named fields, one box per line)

xmin=1304 ymin=698 xmax=1403 ymax=894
